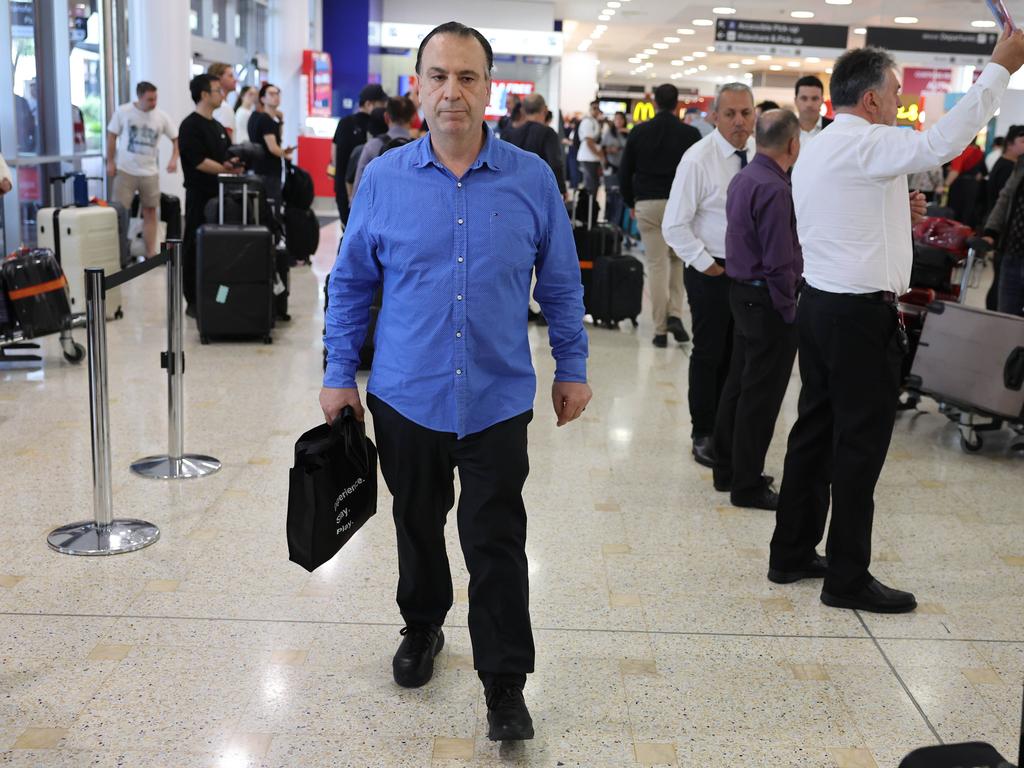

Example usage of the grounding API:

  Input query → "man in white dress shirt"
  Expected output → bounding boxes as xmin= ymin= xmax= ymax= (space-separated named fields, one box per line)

xmin=768 ymin=33 xmax=1024 ymax=614
xmin=663 ymin=83 xmax=756 ymax=468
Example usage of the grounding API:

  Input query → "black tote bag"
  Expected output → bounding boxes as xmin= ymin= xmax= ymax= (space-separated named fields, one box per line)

xmin=287 ymin=407 xmax=378 ymax=572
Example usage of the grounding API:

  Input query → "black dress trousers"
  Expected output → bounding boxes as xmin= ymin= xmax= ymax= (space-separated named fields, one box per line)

xmin=683 ymin=265 xmax=734 ymax=438
xmin=367 ymin=394 xmax=535 ymax=684
xmin=769 ymin=288 xmax=905 ymax=594
xmin=712 ymin=283 xmax=798 ymax=497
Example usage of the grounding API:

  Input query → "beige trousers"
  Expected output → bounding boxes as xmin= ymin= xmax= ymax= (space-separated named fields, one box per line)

xmin=635 ymin=198 xmax=684 ymax=335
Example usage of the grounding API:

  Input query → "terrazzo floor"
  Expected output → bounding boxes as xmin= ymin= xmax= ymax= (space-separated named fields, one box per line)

xmin=0 ymin=220 xmax=1021 ymax=767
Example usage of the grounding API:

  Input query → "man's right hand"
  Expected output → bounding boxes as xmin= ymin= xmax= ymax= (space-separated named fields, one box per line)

xmin=991 ymin=27 xmax=1024 ymax=74
xmin=106 ymin=160 xmax=116 ymax=178
xmin=319 ymin=386 xmax=364 ymax=424
xmin=703 ymin=262 xmax=726 ymax=277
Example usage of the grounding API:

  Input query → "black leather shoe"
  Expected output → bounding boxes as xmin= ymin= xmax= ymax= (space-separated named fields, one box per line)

xmin=486 ymin=686 xmax=535 ymax=741
xmin=692 ymin=436 xmax=715 ymax=468
xmin=767 ymin=554 xmax=828 ymax=584
xmin=821 ymin=578 xmax=917 ymax=614
xmin=713 ymin=474 xmax=775 ymax=493
xmin=652 ymin=334 xmax=668 ymax=348
xmin=730 ymin=486 xmax=779 ymax=510
xmin=392 ymin=625 xmax=444 ymax=688
xmin=666 ymin=315 xmax=690 ymax=343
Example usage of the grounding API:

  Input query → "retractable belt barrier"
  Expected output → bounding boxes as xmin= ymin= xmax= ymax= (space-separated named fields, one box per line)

xmin=48 ymin=240 xmax=220 ymax=557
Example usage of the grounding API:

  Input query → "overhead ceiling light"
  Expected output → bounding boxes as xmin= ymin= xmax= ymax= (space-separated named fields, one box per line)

xmin=671 ymin=59 xmax=685 ymax=66
xmin=683 ymin=55 xmax=695 ymax=61
xmin=653 ymin=43 xmax=669 ymax=49
xmin=697 ymin=64 xmax=708 ymax=71
xmin=706 ymin=45 xmax=716 ymax=51
xmin=727 ymin=63 xmax=740 ymax=68
xmin=825 ymin=67 xmax=834 ymax=74
xmin=595 ymin=24 xmax=608 ymax=31
xmin=741 ymin=58 xmax=755 ymax=64
xmin=643 ymin=48 xmax=658 ymax=54
xmin=636 ymin=53 xmax=650 ymax=58
xmin=628 ymin=57 xmax=642 ymax=63
xmin=677 ymin=28 xmax=696 ymax=35
xmin=788 ymin=61 xmax=801 ymax=67
xmin=603 ymin=8 xmax=616 ymax=15
xmin=972 ymin=19 xmax=997 ymax=28
xmin=757 ymin=54 xmax=772 ymax=60
xmin=894 ymin=16 xmax=918 ymax=24
xmin=671 ymin=73 xmax=682 ymax=79
xmin=692 ymin=51 xmax=708 ymax=58
xmin=769 ymin=64 xmax=783 ymax=71
xmin=692 ymin=19 xmax=714 ymax=26
xmin=805 ymin=56 xmax=821 ymax=63
xmin=577 ymin=41 xmax=592 ymax=51
xmin=712 ymin=6 xmax=737 ymax=13
xmin=664 ymin=36 xmax=680 ymax=43
xmin=598 ymin=14 xmax=610 ymax=21
xmin=791 ymin=11 xmax=815 ymax=19
xmin=825 ymin=0 xmax=852 ymax=4
xmin=606 ymin=1 xmax=621 ymax=6
xmin=853 ymin=27 xmax=866 ymax=34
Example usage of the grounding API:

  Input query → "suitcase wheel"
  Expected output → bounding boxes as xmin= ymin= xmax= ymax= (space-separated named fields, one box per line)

xmin=63 ymin=342 xmax=85 ymax=364
xmin=960 ymin=432 xmax=983 ymax=453
xmin=200 ymin=335 xmax=209 ymax=345
xmin=114 ymin=307 xmax=124 ymax=320
xmin=631 ymin=317 xmax=639 ymax=328
xmin=263 ymin=335 xmax=273 ymax=345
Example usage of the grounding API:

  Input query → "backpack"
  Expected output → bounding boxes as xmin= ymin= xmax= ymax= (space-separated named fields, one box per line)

xmin=283 ymin=162 xmax=315 ymax=210
xmin=379 ymin=136 xmax=412 ymax=155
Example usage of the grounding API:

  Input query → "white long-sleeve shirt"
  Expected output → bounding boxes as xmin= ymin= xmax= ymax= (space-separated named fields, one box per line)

xmin=662 ymin=128 xmax=756 ymax=272
xmin=794 ymin=62 xmax=1009 ymax=295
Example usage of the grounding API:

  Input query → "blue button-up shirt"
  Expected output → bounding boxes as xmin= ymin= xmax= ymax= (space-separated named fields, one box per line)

xmin=324 ymin=127 xmax=588 ymax=438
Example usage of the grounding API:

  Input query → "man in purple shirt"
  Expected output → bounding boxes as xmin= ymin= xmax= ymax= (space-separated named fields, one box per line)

xmin=711 ymin=110 xmax=803 ymax=510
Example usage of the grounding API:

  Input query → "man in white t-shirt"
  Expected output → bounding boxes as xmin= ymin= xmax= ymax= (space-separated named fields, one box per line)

xmin=576 ymin=100 xmax=605 ymax=199
xmin=106 ymin=81 xmax=179 ymax=258
xmin=208 ymin=62 xmax=239 ymax=140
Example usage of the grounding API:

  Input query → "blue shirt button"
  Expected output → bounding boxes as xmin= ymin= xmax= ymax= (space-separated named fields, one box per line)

xmin=456 ymin=331 xmax=462 ymax=338
xmin=457 ymin=294 xmax=463 ymax=301
xmin=457 ymin=218 xmax=464 ymax=225
xmin=456 ymin=368 xmax=462 ymax=375
xmin=458 ymin=257 xmax=464 ymax=263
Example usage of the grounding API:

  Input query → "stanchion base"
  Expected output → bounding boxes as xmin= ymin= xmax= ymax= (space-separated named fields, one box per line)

xmin=47 ymin=520 xmax=160 ymax=555
xmin=129 ymin=454 xmax=222 ymax=479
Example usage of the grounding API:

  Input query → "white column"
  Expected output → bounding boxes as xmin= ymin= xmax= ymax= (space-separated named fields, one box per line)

xmin=560 ymin=51 xmax=599 ymax=116
xmin=269 ymin=0 xmax=310 ymax=149
xmin=128 ymin=0 xmax=191 ymax=204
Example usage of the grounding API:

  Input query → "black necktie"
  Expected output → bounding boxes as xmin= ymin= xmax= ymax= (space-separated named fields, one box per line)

xmin=735 ymin=149 xmax=748 ymax=168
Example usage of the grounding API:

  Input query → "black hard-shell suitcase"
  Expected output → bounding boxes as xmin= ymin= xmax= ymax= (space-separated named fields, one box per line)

xmin=131 ymin=192 xmax=183 ymax=239
xmin=196 ymin=176 xmax=275 ymax=343
xmin=1 ymin=249 xmax=72 ymax=338
xmin=588 ymin=254 xmax=643 ymax=327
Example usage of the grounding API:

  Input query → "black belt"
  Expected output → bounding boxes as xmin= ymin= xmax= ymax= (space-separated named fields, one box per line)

xmin=803 ymin=284 xmax=897 ymax=304
xmin=737 ymin=279 xmax=767 ymax=288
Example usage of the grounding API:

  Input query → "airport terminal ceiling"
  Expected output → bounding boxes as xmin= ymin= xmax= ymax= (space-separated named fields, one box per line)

xmin=554 ymin=0 xmax=1009 ymax=83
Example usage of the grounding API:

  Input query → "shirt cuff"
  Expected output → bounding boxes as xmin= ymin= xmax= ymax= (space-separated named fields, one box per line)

xmin=554 ymin=357 xmax=588 ymax=383
xmin=980 ymin=62 xmax=1011 ymax=89
xmin=689 ymin=251 xmax=715 ymax=273
xmin=323 ymin=361 xmax=357 ymax=389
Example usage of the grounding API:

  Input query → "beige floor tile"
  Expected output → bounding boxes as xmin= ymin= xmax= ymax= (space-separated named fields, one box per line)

xmin=270 ymin=649 xmax=309 ymax=666
xmin=602 ymin=543 xmax=632 ymax=555
xmin=829 ymin=747 xmax=878 ymax=768
xmin=222 ymin=732 xmax=274 ymax=758
xmin=961 ymin=667 xmax=1002 ymax=684
xmin=12 ymin=728 xmax=68 ymax=749
xmin=789 ymin=663 xmax=831 ymax=681
xmin=87 ymin=643 xmax=132 ymax=661
xmin=144 ymin=579 xmax=180 ymax=593
xmin=609 ymin=592 xmax=643 ymax=608
xmin=620 ymin=658 xmax=658 ymax=676
xmin=635 ymin=741 xmax=677 ymax=765
xmin=432 ymin=736 xmax=474 ymax=760
xmin=0 ymin=575 xmax=25 ymax=588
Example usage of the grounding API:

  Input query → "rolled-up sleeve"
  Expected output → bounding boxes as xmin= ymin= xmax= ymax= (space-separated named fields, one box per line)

xmin=323 ymin=166 xmax=382 ymax=388
xmin=663 ymin=157 xmax=715 ymax=272
xmin=533 ymin=166 xmax=589 ymax=382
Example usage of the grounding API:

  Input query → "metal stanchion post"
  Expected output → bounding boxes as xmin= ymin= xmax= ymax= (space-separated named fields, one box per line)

xmin=130 ymin=240 xmax=221 ymax=479
xmin=48 ymin=269 xmax=160 ymax=555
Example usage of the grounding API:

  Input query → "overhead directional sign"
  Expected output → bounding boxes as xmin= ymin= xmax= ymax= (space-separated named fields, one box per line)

xmin=714 ymin=18 xmax=849 ymax=58
xmin=865 ymin=27 xmax=997 ymax=67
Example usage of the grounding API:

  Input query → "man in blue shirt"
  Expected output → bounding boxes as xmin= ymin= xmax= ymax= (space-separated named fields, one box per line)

xmin=320 ymin=21 xmax=591 ymax=742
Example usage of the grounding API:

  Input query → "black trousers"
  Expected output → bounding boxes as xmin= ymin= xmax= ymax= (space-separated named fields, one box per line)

xmin=769 ymin=288 xmax=905 ymax=594
xmin=367 ymin=395 xmax=534 ymax=687
xmin=182 ymin=189 xmax=213 ymax=308
xmin=683 ymin=266 xmax=733 ymax=438
xmin=712 ymin=283 xmax=798 ymax=497
xmin=335 ymin=184 xmax=350 ymax=226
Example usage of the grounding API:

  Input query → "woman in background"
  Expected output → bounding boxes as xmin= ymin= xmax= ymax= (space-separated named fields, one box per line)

xmin=233 ymin=86 xmax=257 ymax=143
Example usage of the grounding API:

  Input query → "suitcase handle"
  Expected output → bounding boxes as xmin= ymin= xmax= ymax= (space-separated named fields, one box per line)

xmin=1005 ymin=347 xmax=1024 ymax=392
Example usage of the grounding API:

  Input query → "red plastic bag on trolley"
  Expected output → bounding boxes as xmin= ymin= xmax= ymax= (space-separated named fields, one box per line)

xmin=912 ymin=217 xmax=972 ymax=255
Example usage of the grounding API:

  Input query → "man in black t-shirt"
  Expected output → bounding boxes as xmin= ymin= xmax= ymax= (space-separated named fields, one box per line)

xmin=501 ymin=93 xmax=566 ymax=196
xmin=331 ymin=84 xmax=387 ymax=225
xmin=178 ymin=73 xmax=243 ymax=314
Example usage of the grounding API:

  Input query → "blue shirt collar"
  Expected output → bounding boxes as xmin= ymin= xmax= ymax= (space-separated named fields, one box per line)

xmin=413 ymin=124 xmax=502 ymax=172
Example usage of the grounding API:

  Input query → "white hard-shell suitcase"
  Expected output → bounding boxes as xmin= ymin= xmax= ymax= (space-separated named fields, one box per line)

xmin=37 ymin=206 xmax=122 ymax=319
